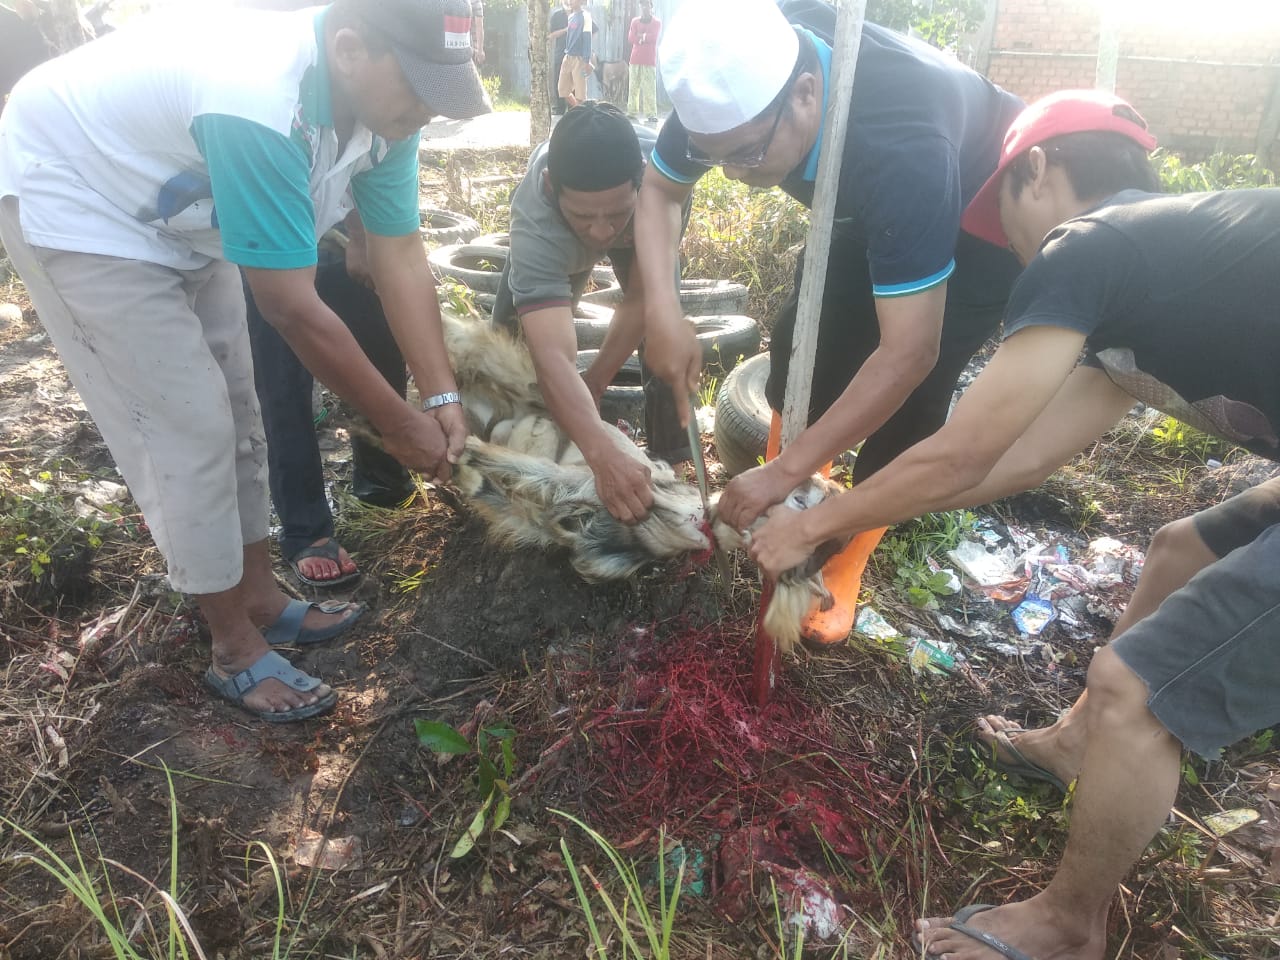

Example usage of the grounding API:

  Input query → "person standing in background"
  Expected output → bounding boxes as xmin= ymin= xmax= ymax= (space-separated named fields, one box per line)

xmin=554 ymin=0 xmax=591 ymax=109
xmin=549 ymin=0 xmax=570 ymax=115
xmin=627 ymin=0 xmax=660 ymax=123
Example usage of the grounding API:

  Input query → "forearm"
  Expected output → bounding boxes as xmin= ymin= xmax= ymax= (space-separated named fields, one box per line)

xmin=533 ymin=345 xmax=619 ymax=462
xmin=369 ymin=239 xmax=459 ymax=400
xmin=634 ymin=175 xmax=685 ymax=320
xmin=267 ymin=296 xmax=411 ymax=434
xmin=773 ymin=343 xmax=935 ymax=484
xmin=591 ymin=288 xmax=647 ymax=385
xmin=799 ymin=435 xmax=993 ymax=545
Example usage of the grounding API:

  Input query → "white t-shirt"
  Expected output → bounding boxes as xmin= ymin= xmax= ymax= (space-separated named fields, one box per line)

xmin=0 ymin=6 xmax=409 ymax=270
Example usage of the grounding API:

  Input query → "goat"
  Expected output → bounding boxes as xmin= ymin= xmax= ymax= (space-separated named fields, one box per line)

xmin=711 ymin=476 xmax=852 ymax=654
xmin=440 ymin=310 xmax=848 ymax=651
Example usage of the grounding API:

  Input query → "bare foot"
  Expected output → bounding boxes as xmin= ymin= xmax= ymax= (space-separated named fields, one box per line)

xmin=210 ymin=643 xmax=333 ymax=716
xmin=916 ymin=898 xmax=1104 ymax=960
xmin=292 ymin=538 xmax=358 ymax=583
xmin=976 ymin=714 xmax=1082 ymax=789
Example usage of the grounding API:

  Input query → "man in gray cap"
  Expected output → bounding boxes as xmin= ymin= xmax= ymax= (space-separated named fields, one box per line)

xmin=0 ymin=0 xmax=488 ymax=722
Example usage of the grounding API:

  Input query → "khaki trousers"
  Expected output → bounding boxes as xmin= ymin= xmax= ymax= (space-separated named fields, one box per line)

xmin=0 ymin=196 xmax=268 ymax=593
xmin=558 ymin=54 xmax=588 ymax=102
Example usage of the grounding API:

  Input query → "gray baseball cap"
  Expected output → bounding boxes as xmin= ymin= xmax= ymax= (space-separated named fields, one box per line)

xmin=354 ymin=0 xmax=490 ymax=120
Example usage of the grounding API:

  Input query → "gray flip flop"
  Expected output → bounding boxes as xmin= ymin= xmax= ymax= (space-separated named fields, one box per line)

xmin=204 ymin=649 xmax=337 ymax=723
xmin=984 ymin=727 xmax=1070 ymax=793
xmin=263 ymin=597 xmax=365 ymax=647
xmin=912 ymin=905 xmax=1038 ymax=960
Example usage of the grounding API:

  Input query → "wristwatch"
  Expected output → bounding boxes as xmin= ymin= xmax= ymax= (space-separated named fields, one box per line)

xmin=422 ymin=391 xmax=461 ymax=411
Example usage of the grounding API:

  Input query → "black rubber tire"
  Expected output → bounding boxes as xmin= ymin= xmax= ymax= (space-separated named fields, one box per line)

xmin=572 ymin=302 xmax=615 ymax=349
xmin=579 ymin=279 xmax=624 ymax=306
xmin=694 ymin=314 xmax=760 ymax=376
xmin=472 ymin=232 xmax=510 ymax=247
xmin=576 ymin=348 xmax=645 ymax=428
xmin=714 ymin=352 xmax=772 ymax=477
xmin=679 ymin=279 xmax=749 ymax=317
xmin=428 ymin=243 xmax=508 ymax=294
xmin=420 ymin=205 xmax=481 ymax=246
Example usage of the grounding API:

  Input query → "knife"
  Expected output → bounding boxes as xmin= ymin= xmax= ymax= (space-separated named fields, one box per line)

xmin=686 ymin=399 xmax=734 ymax=584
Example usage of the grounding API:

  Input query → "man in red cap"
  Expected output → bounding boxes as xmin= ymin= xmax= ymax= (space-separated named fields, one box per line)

xmin=745 ymin=88 xmax=1280 ymax=959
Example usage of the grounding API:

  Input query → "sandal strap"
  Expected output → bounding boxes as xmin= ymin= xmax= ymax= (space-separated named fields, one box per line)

xmin=225 ymin=650 xmax=323 ymax=697
xmin=289 ymin=539 xmax=343 ymax=564
xmin=262 ymin=597 xmax=312 ymax=646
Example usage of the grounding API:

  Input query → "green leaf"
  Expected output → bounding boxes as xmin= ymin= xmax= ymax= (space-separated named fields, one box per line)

xmin=500 ymin=737 xmax=516 ymax=780
xmin=450 ymin=799 xmax=491 ymax=859
xmin=414 ymin=720 xmax=471 ymax=754
xmin=926 ymin=570 xmax=958 ymax=595
xmin=482 ymin=724 xmax=515 ymax=741
xmin=906 ymin=586 xmax=933 ymax=608
xmin=491 ymin=792 xmax=511 ymax=833
xmin=477 ymin=756 xmax=498 ymax=799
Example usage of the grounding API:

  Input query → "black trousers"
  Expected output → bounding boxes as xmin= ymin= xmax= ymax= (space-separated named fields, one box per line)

xmin=766 ymin=228 xmax=1023 ymax=483
xmin=492 ymin=246 xmax=691 ymax=463
xmin=246 ymin=257 xmax=413 ymax=560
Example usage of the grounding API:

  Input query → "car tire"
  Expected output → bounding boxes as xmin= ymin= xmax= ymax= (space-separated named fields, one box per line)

xmin=420 ymin=206 xmax=481 ymax=246
xmin=428 ymin=242 xmax=508 ymax=294
xmin=679 ymin=279 xmax=749 ymax=317
xmin=694 ymin=314 xmax=760 ymax=376
xmin=572 ymin=302 xmax=615 ymax=349
xmin=714 ymin=352 xmax=772 ymax=477
xmin=576 ymin=348 xmax=646 ymax=428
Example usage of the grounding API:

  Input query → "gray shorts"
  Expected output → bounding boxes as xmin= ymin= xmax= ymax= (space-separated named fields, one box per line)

xmin=1112 ymin=478 xmax=1280 ymax=758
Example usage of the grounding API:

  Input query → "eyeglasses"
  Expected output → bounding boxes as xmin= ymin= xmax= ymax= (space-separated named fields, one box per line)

xmin=684 ymin=57 xmax=802 ymax=169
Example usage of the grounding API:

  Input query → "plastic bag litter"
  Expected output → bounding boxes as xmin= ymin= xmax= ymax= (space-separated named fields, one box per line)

xmin=1011 ymin=595 xmax=1056 ymax=635
xmin=854 ymin=605 xmax=899 ymax=640
xmin=947 ymin=539 xmax=1020 ymax=587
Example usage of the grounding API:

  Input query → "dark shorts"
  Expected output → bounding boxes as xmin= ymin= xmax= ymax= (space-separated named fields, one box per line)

xmin=1193 ymin=474 xmax=1280 ymax=557
xmin=1111 ymin=476 xmax=1280 ymax=758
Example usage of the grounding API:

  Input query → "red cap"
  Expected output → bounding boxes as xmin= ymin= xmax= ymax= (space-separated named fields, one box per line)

xmin=962 ymin=89 xmax=1158 ymax=248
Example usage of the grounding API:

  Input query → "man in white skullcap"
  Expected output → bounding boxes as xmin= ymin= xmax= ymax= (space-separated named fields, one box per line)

xmin=634 ymin=0 xmax=1024 ymax=646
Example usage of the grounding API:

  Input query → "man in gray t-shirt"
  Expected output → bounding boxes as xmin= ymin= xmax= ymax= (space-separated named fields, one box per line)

xmin=492 ymin=103 xmax=688 ymax=524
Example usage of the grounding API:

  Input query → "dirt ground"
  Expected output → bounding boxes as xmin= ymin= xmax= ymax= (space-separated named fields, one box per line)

xmin=2 ymin=164 xmax=1279 ymax=959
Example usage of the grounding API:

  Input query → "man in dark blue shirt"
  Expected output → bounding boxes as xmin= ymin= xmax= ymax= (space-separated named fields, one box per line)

xmin=634 ymin=0 xmax=1023 ymax=645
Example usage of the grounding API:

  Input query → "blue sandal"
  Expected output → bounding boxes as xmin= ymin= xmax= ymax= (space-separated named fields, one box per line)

xmin=263 ymin=597 xmax=365 ymax=647
xmin=204 ymin=650 xmax=337 ymax=723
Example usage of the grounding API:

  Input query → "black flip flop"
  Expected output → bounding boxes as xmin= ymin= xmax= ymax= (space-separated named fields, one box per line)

xmin=984 ymin=727 xmax=1070 ymax=794
xmin=288 ymin=539 xmax=360 ymax=588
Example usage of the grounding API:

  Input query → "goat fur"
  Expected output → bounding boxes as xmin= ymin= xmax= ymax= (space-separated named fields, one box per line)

xmin=441 ymin=309 xmax=848 ymax=649
xmin=711 ymin=476 xmax=851 ymax=654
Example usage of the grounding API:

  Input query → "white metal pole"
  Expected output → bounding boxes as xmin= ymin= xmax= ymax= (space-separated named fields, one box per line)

xmin=780 ymin=0 xmax=867 ymax=448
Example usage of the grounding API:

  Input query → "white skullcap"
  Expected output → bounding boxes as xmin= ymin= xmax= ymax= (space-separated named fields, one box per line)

xmin=659 ymin=0 xmax=800 ymax=135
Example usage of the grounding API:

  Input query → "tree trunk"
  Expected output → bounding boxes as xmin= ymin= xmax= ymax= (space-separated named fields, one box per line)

xmin=528 ymin=0 xmax=550 ymax=146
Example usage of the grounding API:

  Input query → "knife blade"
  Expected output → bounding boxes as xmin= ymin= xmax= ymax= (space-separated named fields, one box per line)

xmin=686 ymin=399 xmax=733 ymax=584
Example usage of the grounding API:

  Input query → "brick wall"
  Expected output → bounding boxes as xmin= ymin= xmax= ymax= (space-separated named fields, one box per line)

xmin=981 ymin=0 xmax=1280 ymax=161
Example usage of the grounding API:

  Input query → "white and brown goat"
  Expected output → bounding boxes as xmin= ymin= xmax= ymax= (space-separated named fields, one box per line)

xmin=441 ymin=311 xmax=850 ymax=652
